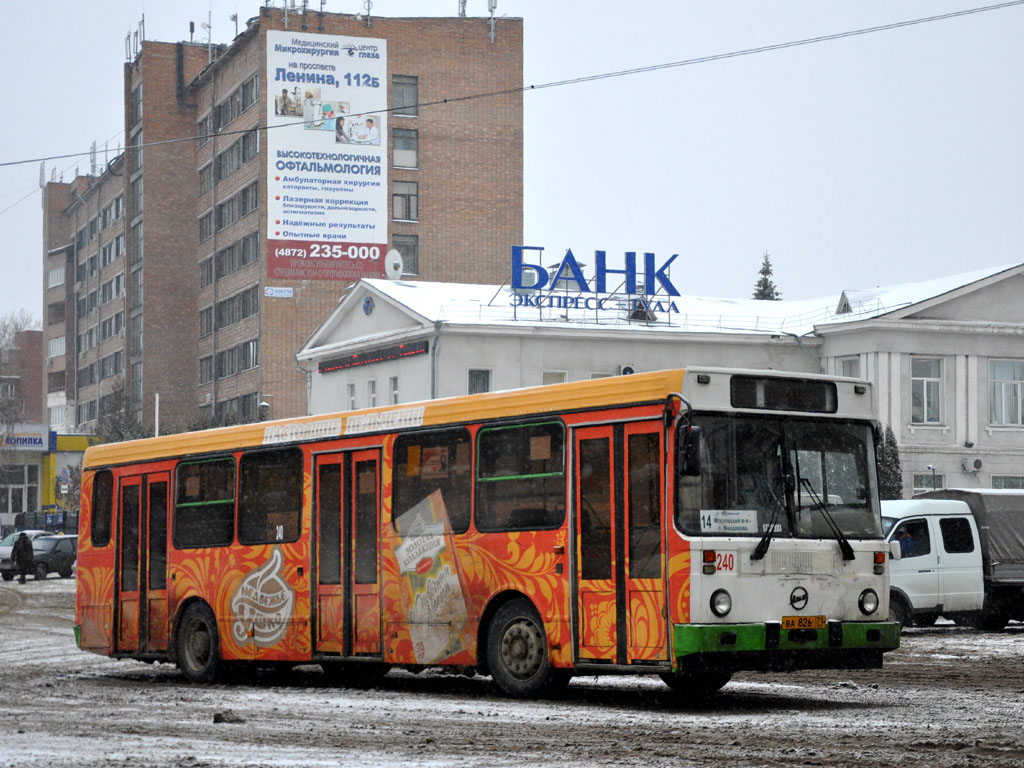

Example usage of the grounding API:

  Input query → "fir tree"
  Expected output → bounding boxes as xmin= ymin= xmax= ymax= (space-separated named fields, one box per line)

xmin=876 ymin=425 xmax=904 ymax=500
xmin=752 ymin=251 xmax=782 ymax=300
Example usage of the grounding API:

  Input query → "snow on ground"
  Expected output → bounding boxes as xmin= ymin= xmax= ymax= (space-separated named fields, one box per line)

xmin=2 ymin=578 xmax=1024 ymax=767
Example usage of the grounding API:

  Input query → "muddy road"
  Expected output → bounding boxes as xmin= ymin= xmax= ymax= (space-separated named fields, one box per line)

xmin=2 ymin=578 xmax=1022 ymax=767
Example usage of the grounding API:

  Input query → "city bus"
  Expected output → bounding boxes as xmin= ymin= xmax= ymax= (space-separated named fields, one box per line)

xmin=74 ymin=367 xmax=900 ymax=698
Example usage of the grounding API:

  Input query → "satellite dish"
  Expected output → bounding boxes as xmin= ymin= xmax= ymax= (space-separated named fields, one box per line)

xmin=384 ymin=249 xmax=404 ymax=280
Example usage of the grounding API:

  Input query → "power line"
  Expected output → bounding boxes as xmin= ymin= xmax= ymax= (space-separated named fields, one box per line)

xmin=0 ymin=0 xmax=1022 ymax=171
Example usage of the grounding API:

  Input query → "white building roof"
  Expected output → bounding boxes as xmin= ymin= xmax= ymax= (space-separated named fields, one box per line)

xmin=352 ymin=261 xmax=1021 ymax=337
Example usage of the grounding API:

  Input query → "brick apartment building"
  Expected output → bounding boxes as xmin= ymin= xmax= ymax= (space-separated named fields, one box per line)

xmin=41 ymin=5 xmax=523 ymax=433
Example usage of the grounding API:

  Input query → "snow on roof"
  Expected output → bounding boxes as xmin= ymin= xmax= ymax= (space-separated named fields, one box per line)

xmin=831 ymin=263 xmax=1021 ymax=320
xmin=360 ymin=261 xmax=1021 ymax=337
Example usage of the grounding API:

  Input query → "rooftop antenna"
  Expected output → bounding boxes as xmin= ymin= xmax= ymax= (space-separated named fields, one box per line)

xmin=89 ymin=141 xmax=97 ymax=175
xmin=201 ymin=11 xmax=213 ymax=62
xmin=230 ymin=12 xmax=239 ymax=37
xmin=38 ymin=162 xmax=45 ymax=189
xmin=488 ymin=0 xmax=497 ymax=43
xmin=364 ymin=0 xmax=372 ymax=28
xmin=458 ymin=0 xmax=466 ymax=15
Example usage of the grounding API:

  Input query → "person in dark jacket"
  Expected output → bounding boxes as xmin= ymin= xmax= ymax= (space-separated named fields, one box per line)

xmin=12 ymin=533 xmax=33 ymax=584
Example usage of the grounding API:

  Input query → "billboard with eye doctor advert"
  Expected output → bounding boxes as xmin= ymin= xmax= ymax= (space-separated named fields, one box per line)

xmin=266 ymin=30 xmax=387 ymax=281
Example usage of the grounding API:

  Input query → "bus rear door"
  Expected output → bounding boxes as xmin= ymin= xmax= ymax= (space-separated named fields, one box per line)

xmin=574 ymin=423 xmax=668 ymax=663
xmin=314 ymin=450 xmax=382 ymax=657
xmin=115 ymin=471 xmax=170 ymax=654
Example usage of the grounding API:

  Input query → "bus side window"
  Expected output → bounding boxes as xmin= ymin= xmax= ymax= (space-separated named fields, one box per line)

xmin=238 ymin=448 xmax=303 ymax=544
xmin=393 ymin=428 xmax=472 ymax=534
xmin=475 ymin=421 xmax=565 ymax=532
xmin=91 ymin=470 xmax=114 ymax=548
xmin=174 ymin=457 xmax=236 ymax=548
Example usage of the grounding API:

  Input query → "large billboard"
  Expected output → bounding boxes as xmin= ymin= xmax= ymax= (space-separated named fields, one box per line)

xmin=266 ymin=31 xmax=388 ymax=281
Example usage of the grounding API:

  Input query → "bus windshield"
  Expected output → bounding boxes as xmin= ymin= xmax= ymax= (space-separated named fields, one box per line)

xmin=676 ymin=414 xmax=882 ymax=540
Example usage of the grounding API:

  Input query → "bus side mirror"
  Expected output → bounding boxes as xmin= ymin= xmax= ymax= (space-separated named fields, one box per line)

xmin=678 ymin=426 xmax=702 ymax=477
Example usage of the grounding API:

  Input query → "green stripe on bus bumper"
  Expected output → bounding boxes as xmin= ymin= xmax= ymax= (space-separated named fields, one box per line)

xmin=671 ymin=621 xmax=901 ymax=672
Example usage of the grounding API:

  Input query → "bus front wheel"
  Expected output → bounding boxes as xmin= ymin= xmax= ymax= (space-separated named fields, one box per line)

xmin=176 ymin=603 xmax=221 ymax=683
xmin=486 ymin=598 xmax=566 ymax=698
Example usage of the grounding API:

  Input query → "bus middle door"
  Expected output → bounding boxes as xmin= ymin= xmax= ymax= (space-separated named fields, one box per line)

xmin=314 ymin=450 xmax=382 ymax=658
xmin=574 ymin=423 xmax=667 ymax=664
xmin=115 ymin=471 xmax=170 ymax=654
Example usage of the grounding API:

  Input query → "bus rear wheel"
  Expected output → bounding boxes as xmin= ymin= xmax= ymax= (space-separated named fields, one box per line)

xmin=176 ymin=603 xmax=221 ymax=683
xmin=486 ymin=598 xmax=565 ymax=698
xmin=660 ymin=670 xmax=732 ymax=696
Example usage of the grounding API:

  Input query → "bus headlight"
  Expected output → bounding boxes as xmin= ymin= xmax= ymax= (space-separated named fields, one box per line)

xmin=858 ymin=589 xmax=879 ymax=615
xmin=710 ymin=589 xmax=732 ymax=617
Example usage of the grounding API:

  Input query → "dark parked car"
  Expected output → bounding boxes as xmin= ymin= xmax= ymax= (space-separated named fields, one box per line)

xmin=0 ymin=530 xmax=49 ymax=581
xmin=30 ymin=535 xmax=78 ymax=580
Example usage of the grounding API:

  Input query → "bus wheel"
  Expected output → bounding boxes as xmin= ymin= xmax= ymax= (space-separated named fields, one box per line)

xmin=176 ymin=603 xmax=221 ymax=683
xmin=486 ymin=598 xmax=559 ymax=698
xmin=659 ymin=670 xmax=732 ymax=696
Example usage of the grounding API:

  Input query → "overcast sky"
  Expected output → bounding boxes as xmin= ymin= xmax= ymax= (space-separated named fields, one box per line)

xmin=2 ymin=0 xmax=1022 ymax=323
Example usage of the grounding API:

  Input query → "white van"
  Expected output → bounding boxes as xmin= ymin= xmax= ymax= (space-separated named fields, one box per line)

xmin=881 ymin=499 xmax=984 ymax=627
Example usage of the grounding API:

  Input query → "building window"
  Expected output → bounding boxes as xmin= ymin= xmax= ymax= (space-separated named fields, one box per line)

xmin=131 ymin=222 xmax=143 ymax=264
xmin=199 ymin=356 xmax=213 ymax=385
xmin=48 ymin=265 xmax=65 ymax=289
xmin=990 ymin=360 xmax=1024 ymax=426
xmin=542 ymin=371 xmax=567 ymax=386
xmin=367 ymin=379 xmax=377 ymax=407
xmin=911 ymin=358 xmax=942 ymax=424
xmin=216 ymin=198 xmax=237 ymax=231
xmin=130 ymin=177 xmax=143 ymax=214
xmin=199 ymin=258 xmax=213 ymax=289
xmin=239 ymin=74 xmax=259 ymax=112
xmin=199 ymin=307 xmax=213 ymax=338
xmin=912 ymin=472 xmax=944 ymax=495
xmin=199 ymin=212 xmax=213 ymax=242
xmin=993 ymin=476 xmax=1024 ymax=489
xmin=197 ymin=114 xmax=212 ymax=147
xmin=468 ymin=369 xmax=490 ymax=395
xmin=392 ymin=234 xmax=418 ymax=276
xmin=393 ymin=181 xmax=418 ymax=221
xmin=239 ymin=182 xmax=259 ymax=216
xmin=839 ymin=356 xmax=861 ymax=378
xmin=47 ymin=336 xmax=65 ymax=359
xmin=348 ymin=382 xmax=356 ymax=410
xmin=392 ymin=75 xmax=418 ymax=117
xmin=199 ymin=164 xmax=213 ymax=194
xmin=389 ymin=376 xmax=399 ymax=405
xmin=393 ymin=128 xmax=418 ymax=168
xmin=130 ymin=314 xmax=143 ymax=356
xmin=130 ymin=84 xmax=143 ymax=127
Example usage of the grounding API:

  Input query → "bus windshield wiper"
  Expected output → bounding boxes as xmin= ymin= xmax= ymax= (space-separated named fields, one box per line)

xmin=798 ymin=478 xmax=855 ymax=561
xmin=750 ymin=477 xmax=785 ymax=561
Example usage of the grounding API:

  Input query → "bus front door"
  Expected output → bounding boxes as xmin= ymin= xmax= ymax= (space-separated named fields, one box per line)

xmin=574 ymin=424 xmax=668 ymax=663
xmin=314 ymin=450 xmax=382 ymax=657
xmin=115 ymin=472 xmax=170 ymax=654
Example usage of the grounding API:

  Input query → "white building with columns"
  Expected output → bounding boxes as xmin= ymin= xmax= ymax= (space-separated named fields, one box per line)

xmin=297 ymin=262 xmax=1024 ymax=498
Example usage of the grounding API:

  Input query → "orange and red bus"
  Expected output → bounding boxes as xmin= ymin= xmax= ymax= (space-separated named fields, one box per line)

xmin=75 ymin=367 xmax=900 ymax=697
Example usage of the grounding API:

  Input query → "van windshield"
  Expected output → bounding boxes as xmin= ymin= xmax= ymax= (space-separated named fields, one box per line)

xmin=676 ymin=414 xmax=882 ymax=540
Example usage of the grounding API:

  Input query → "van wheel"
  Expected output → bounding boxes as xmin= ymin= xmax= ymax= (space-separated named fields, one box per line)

xmin=915 ymin=612 xmax=938 ymax=627
xmin=889 ymin=594 xmax=912 ymax=628
xmin=486 ymin=598 xmax=560 ymax=698
xmin=176 ymin=603 xmax=221 ymax=683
